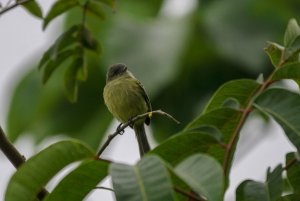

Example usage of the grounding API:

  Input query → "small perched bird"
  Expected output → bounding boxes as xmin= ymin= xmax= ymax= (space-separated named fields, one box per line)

xmin=103 ymin=63 xmax=151 ymax=156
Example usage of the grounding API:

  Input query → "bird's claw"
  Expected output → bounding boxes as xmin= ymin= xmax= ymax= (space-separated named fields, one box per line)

xmin=116 ymin=123 xmax=125 ymax=135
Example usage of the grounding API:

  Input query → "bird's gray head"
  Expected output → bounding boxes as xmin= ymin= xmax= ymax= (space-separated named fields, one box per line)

xmin=106 ymin=63 xmax=128 ymax=82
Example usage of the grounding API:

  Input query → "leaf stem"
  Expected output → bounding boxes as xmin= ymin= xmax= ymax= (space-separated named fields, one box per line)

xmin=222 ymin=76 xmax=274 ymax=175
xmin=81 ymin=0 xmax=89 ymax=27
xmin=0 ymin=0 xmax=33 ymax=16
xmin=97 ymin=110 xmax=179 ymax=157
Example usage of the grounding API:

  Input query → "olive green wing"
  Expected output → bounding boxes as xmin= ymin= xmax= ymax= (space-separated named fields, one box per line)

xmin=136 ymin=80 xmax=152 ymax=125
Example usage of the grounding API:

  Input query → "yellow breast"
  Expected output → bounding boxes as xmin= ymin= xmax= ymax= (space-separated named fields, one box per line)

xmin=103 ymin=75 xmax=148 ymax=123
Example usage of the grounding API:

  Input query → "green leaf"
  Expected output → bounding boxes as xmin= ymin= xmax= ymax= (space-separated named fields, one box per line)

xmin=39 ymin=25 xmax=79 ymax=70
xmin=175 ymin=154 xmax=224 ymax=201
xmin=187 ymin=108 xmax=242 ymax=144
xmin=80 ymin=26 xmax=102 ymax=54
xmin=236 ymin=165 xmax=283 ymax=201
xmin=76 ymin=56 xmax=88 ymax=81
xmin=43 ymin=0 xmax=79 ymax=30
xmin=150 ymin=131 xmax=220 ymax=166
xmin=185 ymin=108 xmax=243 ymax=187
xmin=64 ymin=56 xmax=84 ymax=102
xmin=110 ymin=155 xmax=176 ymax=201
xmin=93 ymin=0 xmax=114 ymax=7
xmin=271 ymin=62 xmax=300 ymax=89
xmin=264 ymin=42 xmax=284 ymax=68
xmin=203 ymin=79 xmax=260 ymax=113
xmin=7 ymin=61 xmax=111 ymax=149
xmin=86 ymin=1 xmax=106 ymax=20
xmin=284 ymin=19 xmax=300 ymax=47
xmin=19 ymin=0 xmax=43 ymax=18
xmin=277 ymin=194 xmax=300 ymax=201
xmin=44 ymin=160 xmax=109 ymax=201
xmin=254 ymin=88 xmax=300 ymax=151
xmin=43 ymin=49 xmax=74 ymax=84
xmin=187 ymin=108 xmax=242 ymax=171
xmin=5 ymin=140 xmax=94 ymax=201
xmin=284 ymin=30 xmax=300 ymax=62
xmin=285 ymin=152 xmax=300 ymax=194
xmin=272 ymin=62 xmax=300 ymax=81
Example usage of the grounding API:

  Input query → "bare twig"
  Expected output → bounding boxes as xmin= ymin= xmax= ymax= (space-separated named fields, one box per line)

xmin=0 ymin=126 xmax=48 ymax=200
xmin=0 ymin=0 xmax=33 ymax=16
xmin=97 ymin=110 xmax=179 ymax=157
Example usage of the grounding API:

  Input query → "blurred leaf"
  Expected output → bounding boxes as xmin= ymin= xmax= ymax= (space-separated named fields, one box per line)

xmin=7 ymin=60 xmax=111 ymax=149
xmin=175 ymin=154 xmax=224 ymax=201
xmin=43 ymin=49 xmax=74 ymax=84
xmin=236 ymin=165 xmax=283 ymax=201
xmin=254 ymin=88 xmax=300 ymax=151
xmin=117 ymin=0 xmax=163 ymax=18
xmin=93 ymin=0 xmax=115 ymax=7
xmin=80 ymin=26 xmax=102 ymax=54
xmin=203 ymin=79 xmax=260 ymax=113
xmin=284 ymin=19 xmax=300 ymax=47
xmin=150 ymin=131 xmax=220 ymax=166
xmin=104 ymin=15 xmax=190 ymax=95
xmin=285 ymin=152 xmax=300 ymax=194
xmin=277 ymin=194 xmax=300 ymax=201
xmin=43 ymin=0 xmax=79 ymax=30
xmin=5 ymin=140 xmax=94 ymax=201
xmin=64 ymin=56 xmax=84 ymax=102
xmin=39 ymin=25 xmax=79 ymax=70
xmin=19 ymin=0 xmax=43 ymax=18
xmin=86 ymin=1 xmax=106 ymax=20
xmin=44 ymin=159 xmax=109 ymax=201
xmin=264 ymin=42 xmax=284 ymax=68
xmin=75 ymin=56 xmax=88 ymax=81
xmin=110 ymin=155 xmax=176 ymax=201
xmin=203 ymin=0 xmax=279 ymax=71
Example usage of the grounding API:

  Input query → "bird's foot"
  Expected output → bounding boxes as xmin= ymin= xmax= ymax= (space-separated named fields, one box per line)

xmin=116 ymin=123 xmax=125 ymax=135
xmin=128 ymin=116 xmax=135 ymax=128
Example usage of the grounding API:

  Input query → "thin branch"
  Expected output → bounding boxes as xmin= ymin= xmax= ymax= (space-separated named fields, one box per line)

xmin=0 ymin=0 xmax=33 ymax=16
xmin=94 ymin=186 xmax=115 ymax=192
xmin=0 ymin=126 xmax=26 ymax=168
xmin=222 ymin=76 xmax=273 ymax=175
xmin=97 ymin=110 xmax=179 ymax=157
xmin=222 ymin=51 xmax=289 ymax=176
xmin=173 ymin=187 xmax=206 ymax=201
xmin=284 ymin=157 xmax=297 ymax=170
xmin=0 ymin=126 xmax=48 ymax=200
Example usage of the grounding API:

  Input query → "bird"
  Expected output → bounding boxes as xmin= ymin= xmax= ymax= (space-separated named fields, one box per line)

xmin=103 ymin=63 xmax=151 ymax=157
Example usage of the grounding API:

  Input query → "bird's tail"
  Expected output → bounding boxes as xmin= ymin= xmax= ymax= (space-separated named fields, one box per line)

xmin=133 ymin=124 xmax=150 ymax=157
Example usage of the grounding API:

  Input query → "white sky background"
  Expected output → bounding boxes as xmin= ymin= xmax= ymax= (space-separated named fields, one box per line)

xmin=0 ymin=0 xmax=296 ymax=200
